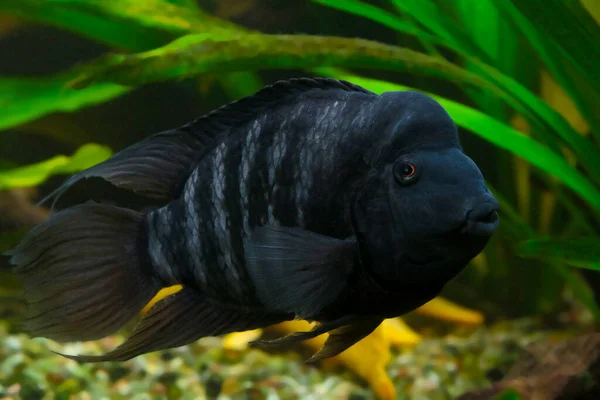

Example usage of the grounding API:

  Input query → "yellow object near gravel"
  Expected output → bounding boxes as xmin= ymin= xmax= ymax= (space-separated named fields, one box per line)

xmin=143 ymin=285 xmax=484 ymax=400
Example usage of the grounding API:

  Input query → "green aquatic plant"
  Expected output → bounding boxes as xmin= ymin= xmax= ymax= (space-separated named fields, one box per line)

xmin=0 ymin=144 xmax=111 ymax=190
xmin=0 ymin=0 xmax=599 ymax=321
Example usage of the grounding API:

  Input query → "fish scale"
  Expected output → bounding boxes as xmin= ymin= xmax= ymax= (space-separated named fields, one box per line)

xmin=147 ymin=95 xmax=363 ymax=304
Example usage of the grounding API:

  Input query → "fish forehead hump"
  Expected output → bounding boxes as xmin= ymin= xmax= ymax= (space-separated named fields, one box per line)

xmin=272 ymin=90 xmax=461 ymax=169
xmin=365 ymin=91 xmax=461 ymax=164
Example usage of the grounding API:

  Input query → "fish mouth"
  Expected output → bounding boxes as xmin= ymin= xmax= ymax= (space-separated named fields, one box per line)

xmin=460 ymin=201 xmax=500 ymax=237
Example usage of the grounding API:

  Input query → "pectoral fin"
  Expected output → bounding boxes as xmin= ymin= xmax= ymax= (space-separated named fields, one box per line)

xmin=244 ymin=226 xmax=356 ymax=318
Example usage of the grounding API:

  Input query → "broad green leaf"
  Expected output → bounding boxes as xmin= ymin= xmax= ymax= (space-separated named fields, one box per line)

xmin=518 ymin=237 xmax=600 ymax=266
xmin=0 ymin=0 xmax=242 ymax=51
xmin=0 ymin=75 xmax=129 ymax=132
xmin=313 ymin=68 xmax=600 ymax=213
xmin=0 ymin=143 xmax=112 ymax=189
xmin=66 ymin=33 xmax=499 ymax=95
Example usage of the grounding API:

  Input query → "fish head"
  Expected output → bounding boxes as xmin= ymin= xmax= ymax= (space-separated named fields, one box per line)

xmin=352 ymin=91 xmax=499 ymax=286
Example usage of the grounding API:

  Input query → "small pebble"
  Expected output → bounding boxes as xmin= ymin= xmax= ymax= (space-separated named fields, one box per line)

xmin=205 ymin=373 xmax=224 ymax=398
xmin=0 ymin=315 xmax=587 ymax=400
xmin=18 ymin=382 xmax=45 ymax=400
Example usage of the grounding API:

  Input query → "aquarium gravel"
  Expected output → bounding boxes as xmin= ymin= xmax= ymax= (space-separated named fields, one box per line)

xmin=0 ymin=316 xmax=580 ymax=400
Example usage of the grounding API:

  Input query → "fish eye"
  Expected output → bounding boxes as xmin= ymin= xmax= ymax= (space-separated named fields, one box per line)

xmin=393 ymin=161 xmax=418 ymax=185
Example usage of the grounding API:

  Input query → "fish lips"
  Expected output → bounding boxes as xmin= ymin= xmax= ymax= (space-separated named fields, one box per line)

xmin=460 ymin=201 xmax=500 ymax=237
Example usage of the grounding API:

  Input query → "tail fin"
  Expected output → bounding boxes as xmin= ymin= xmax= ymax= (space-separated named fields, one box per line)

xmin=6 ymin=203 xmax=162 ymax=343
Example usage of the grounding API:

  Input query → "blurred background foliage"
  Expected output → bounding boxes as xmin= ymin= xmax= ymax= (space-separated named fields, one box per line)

xmin=0 ymin=0 xmax=599 ymax=344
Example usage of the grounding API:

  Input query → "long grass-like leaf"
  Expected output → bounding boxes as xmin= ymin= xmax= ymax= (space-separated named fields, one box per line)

xmin=65 ymin=29 xmax=597 ymax=179
xmin=0 ymin=1 xmax=246 ymax=132
xmin=498 ymin=0 xmax=600 ymax=140
xmin=486 ymin=183 xmax=599 ymax=319
xmin=470 ymin=59 xmax=600 ymax=187
xmin=455 ymin=0 xmax=521 ymax=214
xmin=0 ymin=0 xmax=241 ymax=51
xmin=518 ymin=237 xmax=600 ymax=267
xmin=389 ymin=0 xmax=485 ymax=59
xmin=312 ymin=0 xmax=441 ymax=46
xmin=0 ymin=143 xmax=112 ymax=189
xmin=66 ymin=33 xmax=495 ymax=92
xmin=0 ymin=75 xmax=129 ymax=132
xmin=508 ymin=0 xmax=600 ymax=95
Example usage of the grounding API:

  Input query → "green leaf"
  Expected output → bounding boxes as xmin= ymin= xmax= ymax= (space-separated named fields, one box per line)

xmin=312 ymin=0 xmax=441 ymax=45
xmin=498 ymin=0 xmax=600 ymax=140
xmin=471 ymin=59 xmax=600 ymax=186
xmin=518 ymin=237 xmax=600 ymax=267
xmin=313 ymin=68 xmax=600 ymax=213
xmin=0 ymin=1 xmax=247 ymax=132
xmin=389 ymin=0 xmax=485 ymax=58
xmin=0 ymin=143 xmax=112 ymax=190
xmin=455 ymin=0 xmax=519 ymax=117
xmin=454 ymin=0 xmax=521 ymax=208
xmin=0 ymin=75 xmax=130 ymax=132
xmin=507 ymin=0 xmax=600 ymax=95
xmin=62 ymin=33 xmax=516 ymax=111
xmin=217 ymin=72 xmax=264 ymax=100
xmin=0 ymin=0 xmax=241 ymax=51
xmin=74 ymin=30 xmax=595 ymax=179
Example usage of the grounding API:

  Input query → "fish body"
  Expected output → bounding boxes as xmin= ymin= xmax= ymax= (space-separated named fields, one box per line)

xmin=7 ymin=78 xmax=499 ymax=362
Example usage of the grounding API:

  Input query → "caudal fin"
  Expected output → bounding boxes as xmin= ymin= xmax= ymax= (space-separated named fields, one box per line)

xmin=6 ymin=203 xmax=162 ymax=342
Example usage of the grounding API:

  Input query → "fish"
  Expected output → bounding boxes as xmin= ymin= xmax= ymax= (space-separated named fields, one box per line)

xmin=6 ymin=77 xmax=500 ymax=363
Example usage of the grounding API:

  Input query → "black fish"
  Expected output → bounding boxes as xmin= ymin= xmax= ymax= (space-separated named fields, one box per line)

xmin=6 ymin=78 xmax=499 ymax=363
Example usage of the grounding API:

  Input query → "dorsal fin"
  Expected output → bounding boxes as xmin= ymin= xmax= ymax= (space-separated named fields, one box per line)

xmin=42 ymin=78 xmax=374 ymax=210
xmin=182 ymin=77 xmax=374 ymax=134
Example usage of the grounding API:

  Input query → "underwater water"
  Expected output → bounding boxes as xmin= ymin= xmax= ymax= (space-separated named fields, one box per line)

xmin=1 ymin=1 xmax=600 ymax=399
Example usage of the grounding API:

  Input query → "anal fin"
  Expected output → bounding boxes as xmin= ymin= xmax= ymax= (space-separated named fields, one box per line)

xmin=249 ymin=315 xmax=358 ymax=348
xmin=58 ymin=287 xmax=284 ymax=362
xmin=249 ymin=315 xmax=382 ymax=363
